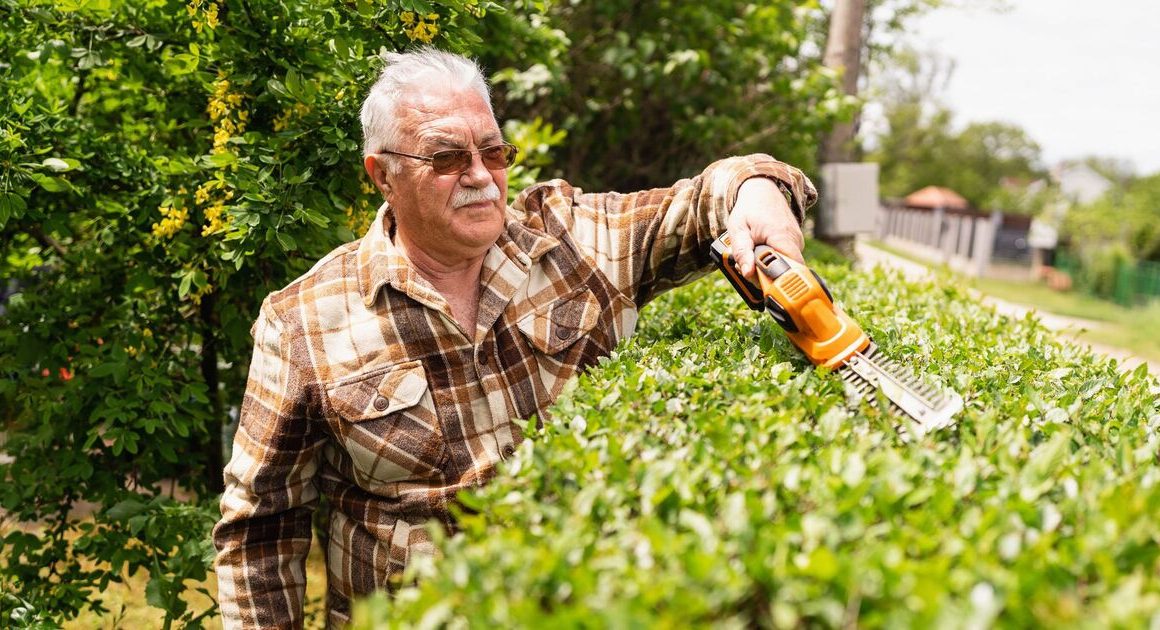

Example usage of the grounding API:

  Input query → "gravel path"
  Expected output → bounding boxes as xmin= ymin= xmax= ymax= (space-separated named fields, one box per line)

xmin=854 ymin=240 xmax=1159 ymax=375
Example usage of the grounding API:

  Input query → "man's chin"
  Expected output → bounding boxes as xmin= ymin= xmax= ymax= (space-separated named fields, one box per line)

xmin=451 ymin=214 xmax=505 ymax=249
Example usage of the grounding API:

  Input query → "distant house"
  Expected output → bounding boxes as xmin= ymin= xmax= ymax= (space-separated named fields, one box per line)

xmin=1051 ymin=161 xmax=1113 ymax=205
xmin=1027 ymin=162 xmax=1114 ymax=264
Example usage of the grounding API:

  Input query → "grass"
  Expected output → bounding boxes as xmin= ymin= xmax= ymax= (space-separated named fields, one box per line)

xmin=866 ymin=240 xmax=1160 ymax=364
xmin=968 ymin=276 xmax=1160 ymax=362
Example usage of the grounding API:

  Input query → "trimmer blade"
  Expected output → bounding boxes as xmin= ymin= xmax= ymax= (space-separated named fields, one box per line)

xmin=838 ymin=343 xmax=963 ymax=436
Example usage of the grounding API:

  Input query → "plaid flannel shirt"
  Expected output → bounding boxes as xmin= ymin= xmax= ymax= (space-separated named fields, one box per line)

xmin=213 ymin=154 xmax=816 ymax=628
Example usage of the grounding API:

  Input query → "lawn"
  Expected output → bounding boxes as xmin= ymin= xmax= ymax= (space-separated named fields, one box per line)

xmin=967 ymin=276 xmax=1160 ymax=363
xmin=868 ymin=240 xmax=1160 ymax=363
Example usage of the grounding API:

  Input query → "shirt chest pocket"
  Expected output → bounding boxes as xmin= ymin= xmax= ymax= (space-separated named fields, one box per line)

xmin=517 ymin=286 xmax=603 ymax=355
xmin=325 ymin=360 xmax=446 ymax=488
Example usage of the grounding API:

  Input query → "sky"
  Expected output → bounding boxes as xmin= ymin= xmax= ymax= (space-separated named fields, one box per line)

xmin=898 ymin=0 xmax=1160 ymax=175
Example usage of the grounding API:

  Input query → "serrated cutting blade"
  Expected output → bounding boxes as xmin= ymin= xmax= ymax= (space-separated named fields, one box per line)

xmin=838 ymin=343 xmax=963 ymax=436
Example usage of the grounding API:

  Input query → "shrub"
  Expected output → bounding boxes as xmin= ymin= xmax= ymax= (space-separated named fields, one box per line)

xmin=0 ymin=0 xmax=552 ymax=624
xmin=353 ymin=261 xmax=1160 ymax=627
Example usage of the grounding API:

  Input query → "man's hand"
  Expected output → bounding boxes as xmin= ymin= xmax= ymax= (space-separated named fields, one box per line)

xmin=727 ymin=177 xmax=804 ymax=283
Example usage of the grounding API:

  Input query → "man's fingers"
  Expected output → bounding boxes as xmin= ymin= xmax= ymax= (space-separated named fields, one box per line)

xmin=729 ymin=229 xmax=757 ymax=280
xmin=770 ymin=237 xmax=805 ymax=264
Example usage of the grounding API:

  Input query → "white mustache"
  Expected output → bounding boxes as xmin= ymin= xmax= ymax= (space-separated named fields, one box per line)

xmin=452 ymin=183 xmax=501 ymax=208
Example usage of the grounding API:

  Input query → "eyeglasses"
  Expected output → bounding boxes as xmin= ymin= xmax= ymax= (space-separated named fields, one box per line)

xmin=378 ymin=142 xmax=519 ymax=175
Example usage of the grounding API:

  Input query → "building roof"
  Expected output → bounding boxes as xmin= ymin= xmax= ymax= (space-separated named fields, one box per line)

xmin=904 ymin=186 xmax=970 ymax=210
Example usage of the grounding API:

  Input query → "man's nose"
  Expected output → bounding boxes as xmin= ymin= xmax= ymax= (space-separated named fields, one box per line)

xmin=459 ymin=151 xmax=493 ymax=187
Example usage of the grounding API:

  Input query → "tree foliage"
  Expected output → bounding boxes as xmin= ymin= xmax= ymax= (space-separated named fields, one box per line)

xmin=1064 ymin=173 xmax=1160 ymax=263
xmin=0 ymin=0 xmax=544 ymax=624
xmin=483 ymin=0 xmax=853 ymax=192
xmin=866 ymin=48 xmax=1045 ymax=210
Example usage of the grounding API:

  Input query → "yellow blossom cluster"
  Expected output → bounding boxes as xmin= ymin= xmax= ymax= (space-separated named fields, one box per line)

xmin=400 ymin=11 xmax=440 ymax=43
xmin=189 ymin=282 xmax=213 ymax=306
xmin=195 ymin=177 xmax=234 ymax=236
xmin=188 ymin=0 xmax=220 ymax=32
xmin=152 ymin=204 xmax=189 ymax=238
xmin=127 ymin=327 xmax=152 ymax=358
xmin=207 ymin=72 xmax=248 ymax=155
xmin=272 ymin=102 xmax=311 ymax=133
xmin=345 ymin=180 xmax=381 ymax=235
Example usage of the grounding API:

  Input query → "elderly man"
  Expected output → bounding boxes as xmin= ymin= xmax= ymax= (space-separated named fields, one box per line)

xmin=214 ymin=48 xmax=815 ymax=628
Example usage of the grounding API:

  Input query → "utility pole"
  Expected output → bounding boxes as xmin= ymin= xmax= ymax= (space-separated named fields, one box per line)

xmin=822 ymin=0 xmax=866 ymax=164
xmin=818 ymin=0 xmax=868 ymax=257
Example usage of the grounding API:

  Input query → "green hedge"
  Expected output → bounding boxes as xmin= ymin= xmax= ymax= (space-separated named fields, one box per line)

xmin=353 ymin=260 xmax=1160 ymax=627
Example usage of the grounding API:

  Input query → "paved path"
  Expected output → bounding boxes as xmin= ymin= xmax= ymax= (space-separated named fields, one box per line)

xmin=854 ymin=241 xmax=1160 ymax=375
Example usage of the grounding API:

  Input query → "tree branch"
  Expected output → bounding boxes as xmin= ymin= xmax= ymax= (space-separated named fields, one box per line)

xmin=29 ymin=224 xmax=70 ymax=259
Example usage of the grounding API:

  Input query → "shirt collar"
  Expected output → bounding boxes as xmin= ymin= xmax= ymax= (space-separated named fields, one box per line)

xmin=357 ymin=202 xmax=560 ymax=308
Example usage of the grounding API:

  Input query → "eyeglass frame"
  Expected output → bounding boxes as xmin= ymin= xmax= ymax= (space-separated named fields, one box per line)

xmin=376 ymin=142 xmax=519 ymax=175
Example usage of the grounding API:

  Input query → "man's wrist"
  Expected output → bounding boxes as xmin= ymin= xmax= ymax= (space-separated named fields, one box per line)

xmin=736 ymin=176 xmax=795 ymax=220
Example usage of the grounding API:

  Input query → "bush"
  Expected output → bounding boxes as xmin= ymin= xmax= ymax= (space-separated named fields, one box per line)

xmin=0 ymin=0 xmax=553 ymax=624
xmin=353 ymin=262 xmax=1160 ymax=627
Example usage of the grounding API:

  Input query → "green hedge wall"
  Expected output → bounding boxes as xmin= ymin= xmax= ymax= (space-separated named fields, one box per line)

xmin=353 ymin=259 xmax=1160 ymax=628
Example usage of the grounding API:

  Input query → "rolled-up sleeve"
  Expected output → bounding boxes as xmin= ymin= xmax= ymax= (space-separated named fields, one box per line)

xmin=213 ymin=300 xmax=325 ymax=629
xmin=515 ymin=154 xmax=816 ymax=307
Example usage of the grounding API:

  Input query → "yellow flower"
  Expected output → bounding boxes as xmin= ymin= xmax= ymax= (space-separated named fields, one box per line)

xmin=400 ymin=11 xmax=415 ymax=24
xmin=207 ymin=98 xmax=227 ymax=120
xmin=213 ymin=126 xmax=231 ymax=149
xmin=273 ymin=109 xmax=292 ymax=132
xmin=201 ymin=200 xmax=229 ymax=236
xmin=205 ymin=2 xmax=219 ymax=29
xmin=151 ymin=205 xmax=189 ymax=238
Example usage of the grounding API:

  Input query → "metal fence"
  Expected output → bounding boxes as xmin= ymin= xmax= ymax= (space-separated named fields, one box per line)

xmin=1055 ymin=250 xmax=1160 ymax=306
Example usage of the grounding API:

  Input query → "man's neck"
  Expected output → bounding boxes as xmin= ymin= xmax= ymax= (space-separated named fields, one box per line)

xmin=394 ymin=232 xmax=486 ymax=333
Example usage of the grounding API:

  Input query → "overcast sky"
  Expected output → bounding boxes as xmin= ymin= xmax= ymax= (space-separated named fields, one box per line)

xmin=900 ymin=0 xmax=1160 ymax=175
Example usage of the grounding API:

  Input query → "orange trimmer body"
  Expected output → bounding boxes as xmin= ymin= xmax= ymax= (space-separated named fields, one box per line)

xmin=709 ymin=232 xmax=870 ymax=369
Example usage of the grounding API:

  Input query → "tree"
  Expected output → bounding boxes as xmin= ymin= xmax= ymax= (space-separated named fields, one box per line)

xmin=482 ymin=1 xmax=852 ymax=193
xmin=0 ymin=1 xmax=552 ymax=624
xmin=1064 ymin=173 xmax=1160 ymax=262
xmin=866 ymin=49 xmax=1044 ymax=208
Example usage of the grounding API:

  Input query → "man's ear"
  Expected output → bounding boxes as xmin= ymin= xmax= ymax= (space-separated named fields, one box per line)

xmin=363 ymin=154 xmax=392 ymax=198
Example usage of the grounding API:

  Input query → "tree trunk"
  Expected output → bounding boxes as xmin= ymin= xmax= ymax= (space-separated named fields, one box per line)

xmin=818 ymin=0 xmax=867 ymax=257
xmin=200 ymin=293 xmax=225 ymax=495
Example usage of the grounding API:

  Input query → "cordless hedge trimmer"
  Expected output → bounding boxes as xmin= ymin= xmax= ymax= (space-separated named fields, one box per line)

xmin=710 ymin=232 xmax=963 ymax=436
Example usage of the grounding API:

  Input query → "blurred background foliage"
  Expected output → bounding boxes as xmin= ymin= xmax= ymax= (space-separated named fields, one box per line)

xmin=0 ymin=0 xmax=862 ymax=624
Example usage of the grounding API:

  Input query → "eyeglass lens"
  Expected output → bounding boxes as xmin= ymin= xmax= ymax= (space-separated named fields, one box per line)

xmin=431 ymin=145 xmax=515 ymax=174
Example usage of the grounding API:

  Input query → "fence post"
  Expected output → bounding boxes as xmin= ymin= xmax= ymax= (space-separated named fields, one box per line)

xmin=1114 ymin=259 xmax=1134 ymax=306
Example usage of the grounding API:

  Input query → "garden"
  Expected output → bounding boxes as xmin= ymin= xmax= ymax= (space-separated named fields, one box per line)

xmin=2 ymin=0 xmax=1159 ymax=627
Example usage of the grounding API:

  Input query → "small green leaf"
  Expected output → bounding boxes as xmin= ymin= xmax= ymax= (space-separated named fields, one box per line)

xmin=105 ymin=499 xmax=147 ymax=521
xmin=275 ymin=231 xmax=297 ymax=251
xmin=0 ymin=192 xmax=27 ymax=224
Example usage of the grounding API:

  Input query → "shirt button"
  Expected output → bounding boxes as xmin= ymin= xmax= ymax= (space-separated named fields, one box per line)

xmin=556 ymin=327 xmax=575 ymax=340
xmin=373 ymin=396 xmax=389 ymax=411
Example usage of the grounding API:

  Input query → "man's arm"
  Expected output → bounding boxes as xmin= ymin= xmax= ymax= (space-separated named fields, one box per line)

xmin=213 ymin=300 xmax=325 ymax=629
xmin=515 ymin=153 xmax=816 ymax=307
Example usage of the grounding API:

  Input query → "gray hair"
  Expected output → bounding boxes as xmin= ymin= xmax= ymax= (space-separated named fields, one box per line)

xmin=360 ymin=47 xmax=494 ymax=163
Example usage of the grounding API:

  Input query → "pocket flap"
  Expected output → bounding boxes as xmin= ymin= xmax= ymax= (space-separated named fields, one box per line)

xmin=326 ymin=360 xmax=428 ymax=422
xmin=518 ymin=287 xmax=602 ymax=354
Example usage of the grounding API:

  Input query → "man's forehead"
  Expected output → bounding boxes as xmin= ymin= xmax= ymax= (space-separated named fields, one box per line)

xmin=397 ymin=88 xmax=500 ymax=148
